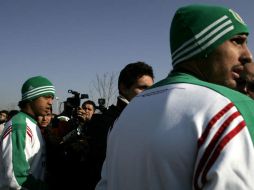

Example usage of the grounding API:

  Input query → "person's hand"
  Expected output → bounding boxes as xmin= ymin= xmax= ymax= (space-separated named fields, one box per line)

xmin=77 ymin=107 xmax=89 ymax=122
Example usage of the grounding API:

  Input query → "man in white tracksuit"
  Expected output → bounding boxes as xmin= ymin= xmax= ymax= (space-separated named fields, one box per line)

xmin=96 ymin=4 xmax=254 ymax=190
xmin=0 ymin=76 xmax=55 ymax=190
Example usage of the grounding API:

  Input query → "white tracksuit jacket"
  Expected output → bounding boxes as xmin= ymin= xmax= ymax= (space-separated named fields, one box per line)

xmin=96 ymin=73 xmax=254 ymax=190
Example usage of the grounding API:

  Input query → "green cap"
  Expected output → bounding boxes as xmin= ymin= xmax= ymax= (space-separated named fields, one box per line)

xmin=21 ymin=76 xmax=55 ymax=101
xmin=170 ymin=4 xmax=249 ymax=66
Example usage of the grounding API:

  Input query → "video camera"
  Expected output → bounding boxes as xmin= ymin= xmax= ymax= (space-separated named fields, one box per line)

xmin=66 ymin=90 xmax=89 ymax=110
xmin=59 ymin=91 xmax=108 ymax=144
xmin=57 ymin=90 xmax=89 ymax=143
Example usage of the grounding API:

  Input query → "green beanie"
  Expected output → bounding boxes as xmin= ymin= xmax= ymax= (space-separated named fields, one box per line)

xmin=170 ymin=4 xmax=249 ymax=66
xmin=21 ymin=76 xmax=55 ymax=101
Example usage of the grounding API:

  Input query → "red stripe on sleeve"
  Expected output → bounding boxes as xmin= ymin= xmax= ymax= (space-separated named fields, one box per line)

xmin=194 ymin=110 xmax=241 ymax=190
xmin=201 ymin=120 xmax=246 ymax=184
xmin=198 ymin=103 xmax=234 ymax=148
xmin=26 ymin=127 xmax=33 ymax=142
xmin=2 ymin=126 xmax=12 ymax=140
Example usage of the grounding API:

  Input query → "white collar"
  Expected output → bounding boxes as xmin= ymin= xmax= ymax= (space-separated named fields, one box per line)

xmin=118 ymin=95 xmax=129 ymax=104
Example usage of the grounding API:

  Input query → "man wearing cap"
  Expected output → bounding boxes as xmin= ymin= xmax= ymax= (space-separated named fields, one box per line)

xmin=96 ymin=4 xmax=254 ymax=190
xmin=0 ymin=76 xmax=55 ymax=190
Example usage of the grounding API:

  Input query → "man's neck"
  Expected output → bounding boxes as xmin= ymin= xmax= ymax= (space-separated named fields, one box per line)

xmin=21 ymin=108 xmax=35 ymax=120
xmin=171 ymin=60 xmax=209 ymax=82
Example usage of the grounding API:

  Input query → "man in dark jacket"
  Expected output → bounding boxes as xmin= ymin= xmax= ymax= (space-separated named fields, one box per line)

xmin=86 ymin=61 xmax=154 ymax=189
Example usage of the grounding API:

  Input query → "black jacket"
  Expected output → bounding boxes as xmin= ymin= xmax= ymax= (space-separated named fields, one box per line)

xmin=85 ymin=97 xmax=128 ymax=189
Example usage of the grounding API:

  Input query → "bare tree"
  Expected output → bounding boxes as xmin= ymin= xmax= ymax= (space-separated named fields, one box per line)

xmin=89 ymin=72 xmax=118 ymax=108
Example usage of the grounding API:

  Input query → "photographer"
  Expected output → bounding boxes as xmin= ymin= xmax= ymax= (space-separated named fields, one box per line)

xmin=63 ymin=100 xmax=96 ymax=164
xmin=77 ymin=100 xmax=96 ymax=123
xmin=46 ymin=91 xmax=92 ymax=189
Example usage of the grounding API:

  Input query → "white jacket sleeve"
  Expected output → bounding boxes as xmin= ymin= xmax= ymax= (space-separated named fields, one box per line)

xmin=193 ymin=104 xmax=254 ymax=190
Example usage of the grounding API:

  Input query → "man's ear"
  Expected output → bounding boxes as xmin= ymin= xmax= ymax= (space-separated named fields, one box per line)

xmin=119 ymin=83 xmax=127 ymax=96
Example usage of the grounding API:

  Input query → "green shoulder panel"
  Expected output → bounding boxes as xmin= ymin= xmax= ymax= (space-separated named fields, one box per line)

xmin=11 ymin=112 xmax=31 ymax=186
xmin=151 ymin=72 xmax=254 ymax=143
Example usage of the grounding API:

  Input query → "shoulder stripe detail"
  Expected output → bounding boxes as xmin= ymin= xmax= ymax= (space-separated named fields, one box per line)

xmin=198 ymin=102 xmax=234 ymax=148
xmin=2 ymin=126 xmax=12 ymax=140
xmin=27 ymin=126 xmax=32 ymax=134
xmin=200 ymin=120 xmax=246 ymax=185
xmin=194 ymin=106 xmax=244 ymax=189
xmin=26 ymin=126 xmax=33 ymax=142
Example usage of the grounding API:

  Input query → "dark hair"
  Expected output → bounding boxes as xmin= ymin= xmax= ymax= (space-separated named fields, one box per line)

xmin=118 ymin=61 xmax=154 ymax=93
xmin=18 ymin=100 xmax=30 ymax=109
xmin=7 ymin=110 xmax=19 ymax=121
xmin=82 ymin=100 xmax=96 ymax=111
xmin=0 ymin=110 xmax=9 ymax=115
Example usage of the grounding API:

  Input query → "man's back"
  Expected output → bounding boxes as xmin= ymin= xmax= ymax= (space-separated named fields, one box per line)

xmin=98 ymin=78 xmax=254 ymax=190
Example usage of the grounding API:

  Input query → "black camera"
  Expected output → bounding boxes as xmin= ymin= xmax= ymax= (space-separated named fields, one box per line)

xmin=59 ymin=90 xmax=89 ymax=143
xmin=66 ymin=90 xmax=89 ymax=109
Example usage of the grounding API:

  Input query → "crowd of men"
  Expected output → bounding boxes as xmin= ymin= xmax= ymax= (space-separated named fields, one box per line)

xmin=1 ymin=3 xmax=254 ymax=190
xmin=0 ymin=61 xmax=154 ymax=190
